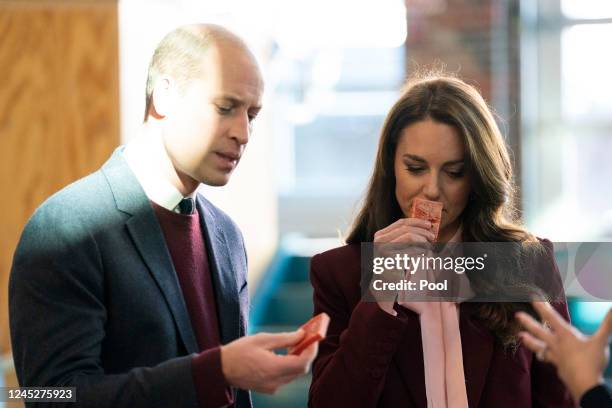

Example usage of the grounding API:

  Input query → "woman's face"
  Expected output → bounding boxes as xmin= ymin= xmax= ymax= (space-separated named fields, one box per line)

xmin=393 ymin=119 xmax=471 ymax=242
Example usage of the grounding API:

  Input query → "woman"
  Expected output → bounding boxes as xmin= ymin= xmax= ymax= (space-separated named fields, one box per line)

xmin=308 ymin=75 xmax=574 ymax=407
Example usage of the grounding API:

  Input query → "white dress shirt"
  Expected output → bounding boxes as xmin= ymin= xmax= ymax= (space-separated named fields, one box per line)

xmin=123 ymin=142 xmax=196 ymax=213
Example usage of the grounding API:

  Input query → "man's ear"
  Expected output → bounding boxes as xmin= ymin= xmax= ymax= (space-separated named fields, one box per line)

xmin=150 ymin=75 xmax=179 ymax=119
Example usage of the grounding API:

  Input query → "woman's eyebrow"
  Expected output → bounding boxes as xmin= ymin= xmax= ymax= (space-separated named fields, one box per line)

xmin=402 ymin=154 xmax=426 ymax=163
xmin=402 ymin=154 xmax=464 ymax=166
xmin=442 ymin=159 xmax=465 ymax=166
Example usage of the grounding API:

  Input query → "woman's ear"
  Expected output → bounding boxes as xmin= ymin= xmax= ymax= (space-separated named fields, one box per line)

xmin=150 ymin=75 xmax=178 ymax=119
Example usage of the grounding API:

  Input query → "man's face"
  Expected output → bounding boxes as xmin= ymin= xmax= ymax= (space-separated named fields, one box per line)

xmin=161 ymin=44 xmax=263 ymax=186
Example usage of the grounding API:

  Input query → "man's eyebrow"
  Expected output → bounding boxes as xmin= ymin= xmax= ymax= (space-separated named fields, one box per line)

xmin=215 ymin=95 xmax=262 ymax=110
xmin=402 ymin=154 xmax=464 ymax=166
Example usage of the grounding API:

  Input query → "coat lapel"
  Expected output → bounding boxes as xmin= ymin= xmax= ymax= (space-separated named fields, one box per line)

xmin=102 ymin=148 xmax=199 ymax=355
xmin=196 ymin=197 xmax=241 ymax=345
xmin=394 ymin=309 xmax=428 ymax=407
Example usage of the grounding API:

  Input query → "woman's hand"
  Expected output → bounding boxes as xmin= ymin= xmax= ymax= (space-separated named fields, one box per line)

xmin=373 ymin=218 xmax=435 ymax=243
xmin=370 ymin=218 xmax=435 ymax=315
xmin=516 ymin=301 xmax=612 ymax=403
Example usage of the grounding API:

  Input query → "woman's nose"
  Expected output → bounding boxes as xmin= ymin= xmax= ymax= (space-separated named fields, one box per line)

xmin=423 ymin=172 xmax=441 ymax=200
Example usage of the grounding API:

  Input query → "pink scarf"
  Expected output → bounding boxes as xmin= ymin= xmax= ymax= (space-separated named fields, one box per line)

xmin=398 ymin=226 xmax=471 ymax=408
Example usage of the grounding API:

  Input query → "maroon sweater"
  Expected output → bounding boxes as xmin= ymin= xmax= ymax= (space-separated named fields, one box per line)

xmin=152 ymin=201 xmax=234 ymax=407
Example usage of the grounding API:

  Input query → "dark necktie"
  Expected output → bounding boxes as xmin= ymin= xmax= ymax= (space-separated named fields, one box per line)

xmin=178 ymin=197 xmax=194 ymax=215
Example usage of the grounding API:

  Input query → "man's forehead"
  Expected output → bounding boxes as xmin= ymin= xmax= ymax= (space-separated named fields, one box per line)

xmin=203 ymin=47 xmax=263 ymax=104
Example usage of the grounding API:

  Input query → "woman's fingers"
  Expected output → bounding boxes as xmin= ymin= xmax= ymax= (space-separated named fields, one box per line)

xmin=391 ymin=232 xmax=429 ymax=243
xmin=531 ymin=301 xmax=571 ymax=334
xmin=375 ymin=218 xmax=434 ymax=243
xmin=518 ymin=331 xmax=546 ymax=352
xmin=593 ymin=308 xmax=612 ymax=345
xmin=518 ymin=331 xmax=555 ymax=363
xmin=516 ymin=311 xmax=555 ymax=345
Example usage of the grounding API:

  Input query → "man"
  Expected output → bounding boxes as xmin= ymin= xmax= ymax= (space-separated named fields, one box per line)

xmin=9 ymin=24 xmax=315 ymax=407
xmin=517 ymin=302 xmax=612 ymax=407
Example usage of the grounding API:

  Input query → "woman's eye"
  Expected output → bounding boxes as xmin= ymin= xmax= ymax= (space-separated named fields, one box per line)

xmin=447 ymin=170 xmax=464 ymax=178
xmin=406 ymin=166 xmax=424 ymax=174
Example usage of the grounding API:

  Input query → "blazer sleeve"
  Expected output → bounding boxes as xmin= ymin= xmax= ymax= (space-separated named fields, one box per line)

xmin=8 ymin=206 xmax=218 ymax=408
xmin=531 ymin=239 xmax=576 ymax=408
xmin=307 ymin=252 xmax=410 ymax=408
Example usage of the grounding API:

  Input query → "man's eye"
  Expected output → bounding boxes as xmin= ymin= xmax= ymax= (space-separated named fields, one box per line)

xmin=217 ymin=106 xmax=232 ymax=114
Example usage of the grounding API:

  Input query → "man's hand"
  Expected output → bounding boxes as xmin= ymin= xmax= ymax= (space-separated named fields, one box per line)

xmin=220 ymin=330 xmax=317 ymax=394
xmin=516 ymin=301 xmax=612 ymax=403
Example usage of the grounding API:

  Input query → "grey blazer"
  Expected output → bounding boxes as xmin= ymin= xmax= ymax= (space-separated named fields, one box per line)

xmin=9 ymin=148 xmax=251 ymax=407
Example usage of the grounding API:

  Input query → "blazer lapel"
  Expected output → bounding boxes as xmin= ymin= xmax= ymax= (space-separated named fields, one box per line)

xmin=197 ymin=197 xmax=241 ymax=345
xmin=460 ymin=303 xmax=494 ymax=407
xmin=103 ymin=148 xmax=199 ymax=355
xmin=394 ymin=309 xmax=428 ymax=407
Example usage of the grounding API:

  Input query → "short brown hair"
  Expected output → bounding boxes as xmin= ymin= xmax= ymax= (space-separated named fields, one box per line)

xmin=143 ymin=25 xmax=227 ymax=122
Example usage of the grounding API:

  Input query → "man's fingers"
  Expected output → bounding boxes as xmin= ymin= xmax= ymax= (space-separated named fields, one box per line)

xmin=269 ymin=353 xmax=313 ymax=376
xmin=515 ymin=311 xmax=555 ymax=344
xmin=531 ymin=301 xmax=570 ymax=334
xmin=258 ymin=372 xmax=304 ymax=395
xmin=254 ymin=330 xmax=305 ymax=349
xmin=294 ymin=341 xmax=318 ymax=365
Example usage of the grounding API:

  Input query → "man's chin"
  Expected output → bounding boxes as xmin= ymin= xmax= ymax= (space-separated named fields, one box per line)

xmin=198 ymin=171 xmax=232 ymax=187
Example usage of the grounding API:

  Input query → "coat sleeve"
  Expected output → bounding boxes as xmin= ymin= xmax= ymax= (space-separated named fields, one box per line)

xmin=307 ymin=253 xmax=409 ymax=408
xmin=531 ymin=239 xmax=576 ymax=408
xmin=8 ymin=204 xmax=228 ymax=408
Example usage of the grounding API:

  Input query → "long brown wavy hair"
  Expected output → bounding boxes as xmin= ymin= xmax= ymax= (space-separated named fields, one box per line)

xmin=346 ymin=74 xmax=540 ymax=349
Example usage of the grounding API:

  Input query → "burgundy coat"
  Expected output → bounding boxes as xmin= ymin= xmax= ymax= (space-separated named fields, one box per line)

xmin=308 ymin=242 xmax=575 ymax=408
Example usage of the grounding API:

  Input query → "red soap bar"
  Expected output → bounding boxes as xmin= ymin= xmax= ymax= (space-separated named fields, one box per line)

xmin=288 ymin=313 xmax=330 ymax=355
xmin=410 ymin=198 xmax=443 ymax=241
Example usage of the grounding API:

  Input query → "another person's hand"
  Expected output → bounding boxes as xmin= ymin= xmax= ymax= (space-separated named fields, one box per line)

xmin=220 ymin=330 xmax=317 ymax=394
xmin=516 ymin=301 xmax=612 ymax=402
xmin=371 ymin=218 xmax=434 ymax=315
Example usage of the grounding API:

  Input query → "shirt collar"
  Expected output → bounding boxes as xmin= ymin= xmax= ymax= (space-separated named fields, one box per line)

xmin=123 ymin=142 xmax=196 ymax=212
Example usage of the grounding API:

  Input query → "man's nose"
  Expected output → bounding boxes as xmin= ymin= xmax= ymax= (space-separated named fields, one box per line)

xmin=231 ymin=113 xmax=250 ymax=145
